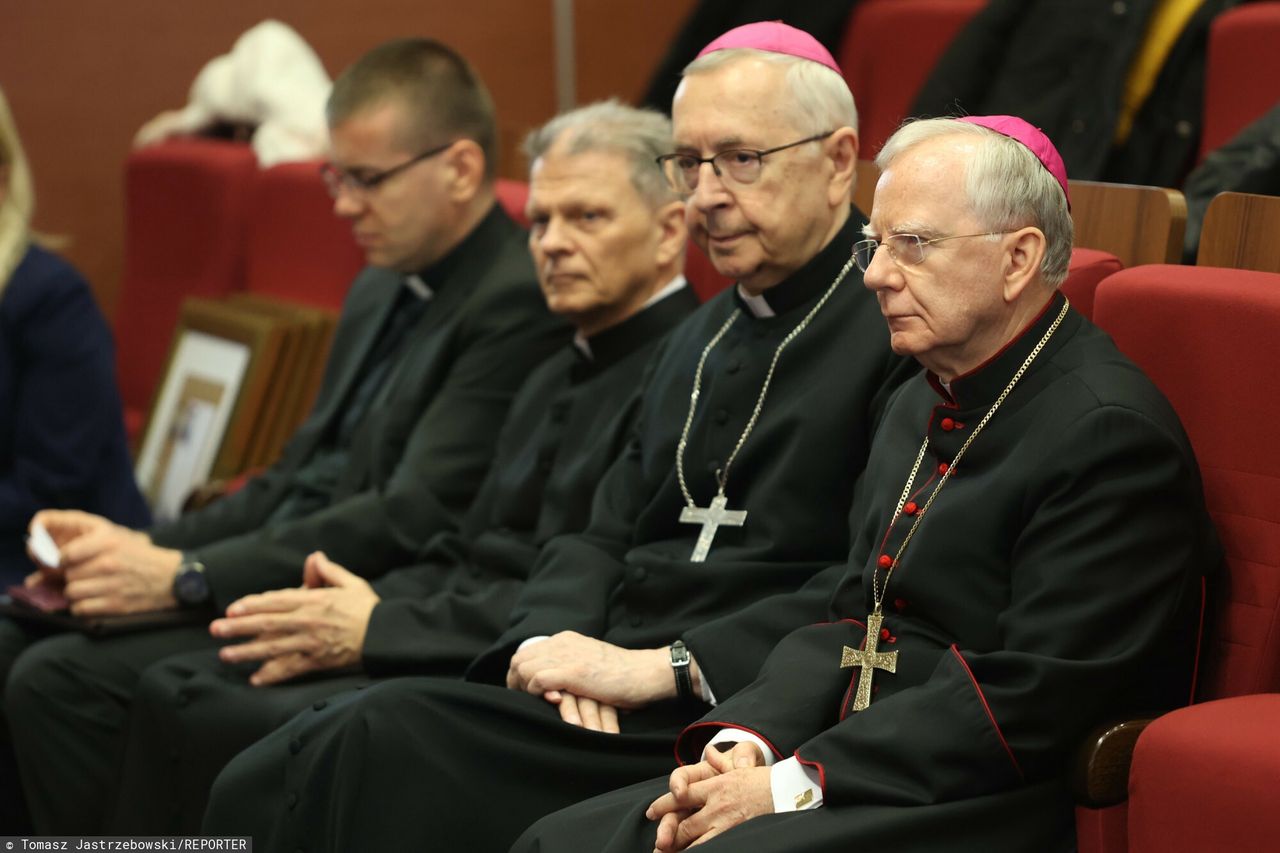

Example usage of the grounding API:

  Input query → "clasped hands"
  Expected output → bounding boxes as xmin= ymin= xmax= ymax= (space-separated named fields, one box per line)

xmin=505 ymin=631 xmax=688 ymax=734
xmin=211 ymin=551 xmax=378 ymax=686
xmin=26 ymin=509 xmax=183 ymax=616
xmin=646 ymin=741 xmax=774 ymax=851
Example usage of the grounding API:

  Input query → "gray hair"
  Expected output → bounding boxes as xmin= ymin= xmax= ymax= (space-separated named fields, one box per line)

xmin=327 ymin=38 xmax=498 ymax=180
xmin=681 ymin=48 xmax=858 ymax=136
xmin=876 ymin=118 xmax=1073 ymax=286
xmin=523 ymin=99 xmax=677 ymax=208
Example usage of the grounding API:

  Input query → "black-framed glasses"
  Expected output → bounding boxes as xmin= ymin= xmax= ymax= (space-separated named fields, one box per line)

xmin=655 ymin=130 xmax=834 ymax=194
xmin=852 ymin=232 xmax=1012 ymax=272
xmin=320 ymin=140 xmax=457 ymax=198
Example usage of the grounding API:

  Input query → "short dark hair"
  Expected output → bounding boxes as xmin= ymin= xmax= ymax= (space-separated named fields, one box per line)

xmin=327 ymin=38 xmax=497 ymax=179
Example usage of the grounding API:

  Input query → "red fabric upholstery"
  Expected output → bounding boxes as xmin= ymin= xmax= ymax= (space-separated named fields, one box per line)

xmin=1075 ymin=266 xmax=1280 ymax=853
xmin=683 ymin=241 xmax=732 ymax=303
xmin=496 ymin=179 xmax=531 ymax=228
xmin=1096 ymin=265 xmax=1280 ymax=701
xmin=1062 ymin=248 xmax=1123 ymax=321
xmin=1200 ymin=3 xmax=1280 ymax=160
xmin=1128 ymin=694 xmax=1280 ymax=852
xmin=116 ymin=139 xmax=257 ymax=442
xmin=244 ymin=161 xmax=363 ymax=310
xmin=838 ymin=0 xmax=987 ymax=157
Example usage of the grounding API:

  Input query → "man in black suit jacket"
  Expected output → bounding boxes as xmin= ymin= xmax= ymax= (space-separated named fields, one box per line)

xmin=0 ymin=38 xmax=566 ymax=833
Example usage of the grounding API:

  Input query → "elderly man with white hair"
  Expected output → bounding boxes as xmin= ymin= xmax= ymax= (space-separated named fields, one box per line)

xmin=513 ymin=115 xmax=1218 ymax=853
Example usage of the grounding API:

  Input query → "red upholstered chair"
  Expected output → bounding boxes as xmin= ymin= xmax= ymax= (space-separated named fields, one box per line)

xmin=495 ymin=179 xmax=531 ymax=228
xmin=1075 ymin=264 xmax=1280 ymax=853
xmin=243 ymin=161 xmax=363 ymax=311
xmin=1061 ymin=248 xmax=1123 ymax=321
xmin=838 ymin=0 xmax=987 ymax=157
xmin=684 ymin=241 xmax=732 ymax=303
xmin=1199 ymin=2 xmax=1280 ymax=160
xmin=116 ymin=138 xmax=256 ymax=443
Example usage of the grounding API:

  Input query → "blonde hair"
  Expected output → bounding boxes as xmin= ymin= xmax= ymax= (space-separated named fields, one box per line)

xmin=0 ymin=86 xmax=67 ymax=295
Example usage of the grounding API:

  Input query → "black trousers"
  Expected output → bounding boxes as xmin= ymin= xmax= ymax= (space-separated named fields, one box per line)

xmin=4 ymin=623 xmax=217 ymax=833
xmin=204 ymin=678 xmax=703 ymax=852
xmin=513 ymin=774 xmax=1079 ymax=853
xmin=113 ymin=649 xmax=371 ymax=833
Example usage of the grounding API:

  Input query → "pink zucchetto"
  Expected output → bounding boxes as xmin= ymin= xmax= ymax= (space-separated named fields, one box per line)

xmin=957 ymin=115 xmax=1071 ymax=209
xmin=695 ymin=21 xmax=842 ymax=76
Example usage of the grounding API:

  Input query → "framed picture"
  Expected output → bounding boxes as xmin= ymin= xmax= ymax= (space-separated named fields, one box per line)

xmin=134 ymin=298 xmax=291 ymax=520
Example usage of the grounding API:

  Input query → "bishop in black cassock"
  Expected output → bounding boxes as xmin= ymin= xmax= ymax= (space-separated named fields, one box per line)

xmin=514 ymin=116 xmax=1218 ymax=853
xmin=202 ymin=27 xmax=921 ymax=850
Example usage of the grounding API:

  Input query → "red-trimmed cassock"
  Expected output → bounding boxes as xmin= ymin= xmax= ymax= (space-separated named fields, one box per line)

xmin=514 ymin=291 xmax=1218 ymax=853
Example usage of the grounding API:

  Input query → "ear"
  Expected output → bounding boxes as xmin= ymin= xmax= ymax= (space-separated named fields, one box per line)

xmin=1002 ymin=226 xmax=1047 ymax=303
xmin=654 ymin=199 xmax=689 ymax=269
xmin=443 ymin=139 xmax=487 ymax=203
xmin=825 ymin=127 xmax=860 ymax=209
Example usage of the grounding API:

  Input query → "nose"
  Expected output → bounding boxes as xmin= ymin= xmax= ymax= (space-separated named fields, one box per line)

xmin=332 ymin=185 xmax=367 ymax=219
xmin=689 ymin=161 xmax=731 ymax=213
xmin=536 ymin=216 xmax=573 ymax=257
xmin=861 ymin=242 xmax=901 ymax=293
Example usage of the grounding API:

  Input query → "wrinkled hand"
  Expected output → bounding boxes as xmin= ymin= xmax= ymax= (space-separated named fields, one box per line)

xmin=541 ymin=690 xmax=621 ymax=733
xmin=647 ymin=742 xmax=771 ymax=850
xmin=211 ymin=551 xmax=379 ymax=686
xmin=506 ymin=631 xmax=675 ymax=712
xmin=26 ymin=510 xmax=181 ymax=616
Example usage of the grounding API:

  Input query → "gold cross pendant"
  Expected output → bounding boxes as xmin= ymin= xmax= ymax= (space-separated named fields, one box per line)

xmin=839 ymin=609 xmax=898 ymax=711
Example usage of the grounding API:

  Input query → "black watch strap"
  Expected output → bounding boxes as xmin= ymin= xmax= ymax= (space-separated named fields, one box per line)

xmin=670 ymin=640 xmax=695 ymax=701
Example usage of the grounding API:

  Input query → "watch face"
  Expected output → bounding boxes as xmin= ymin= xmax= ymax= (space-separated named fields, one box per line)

xmin=175 ymin=566 xmax=209 ymax=605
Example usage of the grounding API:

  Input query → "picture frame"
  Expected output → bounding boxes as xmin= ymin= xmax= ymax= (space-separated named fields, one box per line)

xmin=134 ymin=298 xmax=292 ymax=520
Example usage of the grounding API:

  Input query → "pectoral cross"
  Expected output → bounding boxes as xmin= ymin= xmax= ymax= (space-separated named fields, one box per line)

xmin=679 ymin=494 xmax=747 ymax=562
xmin=840 ymin=609 xmax=898 ymax=711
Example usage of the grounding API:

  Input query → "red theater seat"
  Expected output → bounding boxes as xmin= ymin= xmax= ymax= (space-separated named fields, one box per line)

xmin=1199 ymin=2 xmax=1280 ymax=160
xmin=838 ymin=0 xmax=987 ymax=157
xmin=1062 ymin=248 xmax=1123 ymax=322
xmin=244 ymin=161 xmax=363 ymax=311
xmin=496 ymin=179 xmax=531 ymax=228
xmin=1076 ymin=264 xmax=1280 ymax=853
xmin=116 ymin=139 xmax=257 ymax=443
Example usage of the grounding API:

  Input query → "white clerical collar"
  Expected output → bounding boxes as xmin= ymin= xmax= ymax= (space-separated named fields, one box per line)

xmin=404 ymin=274 xmax=434 ymax=301
xmin=736 ymin=284 xmax=775 ymax=318
xmin=575 ymin=275 xmax=688 ymax=360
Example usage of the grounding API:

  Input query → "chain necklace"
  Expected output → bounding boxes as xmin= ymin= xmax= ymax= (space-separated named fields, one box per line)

xmin=675 ymin=255 xmax=856 ymax=562
xmin=840 ymin=296 xmax=1071 ymax=711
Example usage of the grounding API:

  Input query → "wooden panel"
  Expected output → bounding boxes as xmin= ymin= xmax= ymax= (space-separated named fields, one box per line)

xmin=854 ymin=159 xmax=881 ymax=216
xmin=1196 ymin=192 xmax=1280 ymax=274
xmin=1070 ymin=180 xmax=1187 ymax=268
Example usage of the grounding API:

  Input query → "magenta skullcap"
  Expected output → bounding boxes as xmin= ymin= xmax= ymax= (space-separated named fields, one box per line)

xmin=696 ymin=21 xmax=842 ymax=75
xmin=957 ymin=115 xmax=1071 ymax=209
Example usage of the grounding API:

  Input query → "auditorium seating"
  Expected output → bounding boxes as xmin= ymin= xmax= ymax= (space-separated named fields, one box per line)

xmin=115 ymin=139 xmax=257 ymax=444
xmin=1199 ymin=2 xmax=1280 ymax=160
xmin=1069 ymin=180 xmax=1187 ymax=268
xmin=838 ymin=0 xmax=987 ymax=156
xmin=1061 ymin=249 xmax=1123 ymax=321
xmin=1074 ymin=264 xmax=1280 ymax=853
xmin=1195 ymin=191 xmax=1280 ymax=273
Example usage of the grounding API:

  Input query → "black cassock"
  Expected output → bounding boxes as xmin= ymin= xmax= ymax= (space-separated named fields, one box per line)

xmin=202 ymin=212 xmax=919 ymax=850
xmin=3 ymin=205 xmax=569 ymax=834
xmin=109 ymin=286 xmax=701 ymax=833
xmin=515 ymin=293 xmax=1219 ymax=853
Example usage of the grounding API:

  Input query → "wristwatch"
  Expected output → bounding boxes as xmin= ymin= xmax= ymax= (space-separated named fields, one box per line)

xmin=670 ymin=640 xmax=695 ymax=702
xmin=172 ymin=558 xmax=211 ymax=608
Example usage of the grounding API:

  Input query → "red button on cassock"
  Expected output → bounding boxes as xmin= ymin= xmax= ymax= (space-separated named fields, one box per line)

xmin=903 ymin=501 xmax=918 ymax=516
xmin=894 ymin=597 xmax=908 ymax=612
xmin=877 ymin=554 xmax=892 ymax=569
xmin=937 ymin=462 xmax=950 ymax=475
xmin=940 ymin=417 xmax=955 ymax=431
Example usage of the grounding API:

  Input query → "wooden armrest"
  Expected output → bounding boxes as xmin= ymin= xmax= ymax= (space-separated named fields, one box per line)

xmin=1071 ymin=717 xmax=1155 ymax=807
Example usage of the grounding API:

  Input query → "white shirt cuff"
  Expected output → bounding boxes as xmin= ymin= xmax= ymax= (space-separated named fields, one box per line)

xmin=703 ymin=728 xmax=777 ymax=766
xmin=516 ymin=635 xmax=549 ymax=651
xmin=770 ymin=756 xmax=824 ymax=812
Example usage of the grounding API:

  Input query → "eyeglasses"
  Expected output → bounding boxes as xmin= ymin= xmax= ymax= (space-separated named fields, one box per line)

xmin=319 ymin=140 xmax=456 ymax=199
xmin=655 ymin=131 xmax=834 ymax=194
xmin=852 ymin=232 xmax=1011 ymax=272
